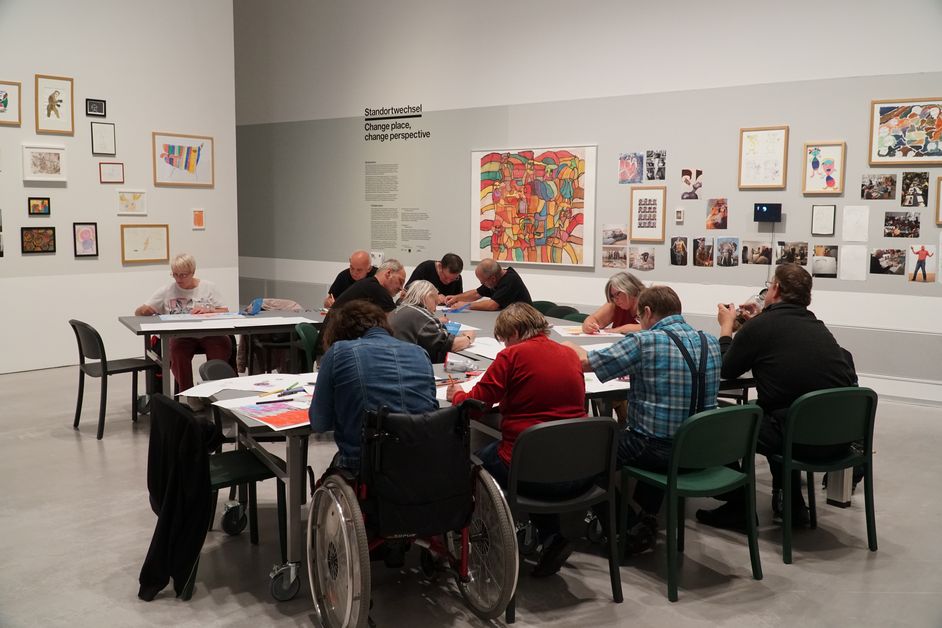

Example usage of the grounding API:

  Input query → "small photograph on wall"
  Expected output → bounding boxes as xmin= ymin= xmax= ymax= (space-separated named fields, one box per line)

xmin=601 ymin=245 xmax=627 ymax=268
xmin=618 ymin=152 xmax=644 ymax=184
xmin=883 ymin=211 xmax=920 ymax=238
xmin=870 ymin=248 xmax=906 ymax=275
xmin=602 ymin=224 xmax=628 ymax=245
xmin=716 ymin=237 xmax=740 ymax=267
xmin=693 ymin=237 xmax=714 ymax=267
xmin=73 ymin=222 xmax=98 ymax=257
xmin=680 ymin=168 xmax=702 ymax=199
xmin=706 ymin=198 xmax=728 ymax=229
xmin=906 ymin=244 xmax=937 ymax=282
xmin=742 ymin=241 xmax=773 ymax=265
xmin=628 ymin=246 xmax=655 ymax=271
xmin=28 ymin=197 xmax=51 ymax=216
xmin=21 ymin=227 xmax=56 ymax=254
xmin=645 ymin=149 xmax=666 ymax=180
xmin=861 ymin=174 xmax=897 ymax=200
xmin=901 ymin=172 xmax=929 ymax=207
xmin=670 ymin=236 xmax=688 ymax=266
xmin=812 ymin=245 xmax=839 ymax=278
xmin=776 ymin=241 xmax=808 ymax=265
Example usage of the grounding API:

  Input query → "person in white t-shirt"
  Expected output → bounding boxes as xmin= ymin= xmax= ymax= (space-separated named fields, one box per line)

xmin=134 ymin=253 xmax=231 ymax=390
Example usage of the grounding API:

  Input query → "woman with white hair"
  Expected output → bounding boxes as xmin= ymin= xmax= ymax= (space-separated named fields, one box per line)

xmin=134 ymin=253 xmax=230 ymax=390
xmin=388 ymin=280 xmax=474 ymax=363
xmin=581 ymin=271 xmax=644 ymax=335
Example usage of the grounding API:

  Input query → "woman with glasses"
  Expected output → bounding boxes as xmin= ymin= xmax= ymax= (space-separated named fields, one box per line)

xmin=134 ymin=253 xmax=230 ymax=391
xmin=581 ymin=271 xmax=644 ymax=335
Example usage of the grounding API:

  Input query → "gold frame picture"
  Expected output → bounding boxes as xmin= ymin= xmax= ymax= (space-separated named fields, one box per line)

xmin=802 ymin=141 xmax=846 ymax=196
xmin=738 ymin=125 xmax=789 ymax=190
xmin=152 ymin=131 xmax=215 ymax=188
xmin=0 ymin=80 xmax=22 ymax=127
xmin=120 ymin=224 xmax=169 ymax=264
xmin=35 ymin=74 xmax=74 ymax=135
xmin=629 ymin=185 xmax=666 ymax=243
xmin=869 ymin=97 xmax=942 ymax=166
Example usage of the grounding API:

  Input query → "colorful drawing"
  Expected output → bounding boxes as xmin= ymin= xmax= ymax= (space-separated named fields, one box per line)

xmin=706 ymin=198 xmax=728 ymax=229
xmin=152 ymin=131 xmax=215 ymax=188
xmin=117 ymin=189 xmax=147 ymax=215
xmin=471 ymin=146 xmax=596 ymax=266
xmin=73 ymin=222 xmax=98 ymax=257
xmin=21 ymin=227 xmax=56 ymax=254
xmin=693 ymin=237 xmax=714 ymax=267
xmin=618 ymin=152 xmax=643 ymax=184
xmin=803 ymin=142 xmax=845 ymax=194
xmin=869 ymin=98 xmax=942 ymax=165
xmin=28 ymin=197 xmax=50 ymax=216
xmin=160 ymin=143 xmax=201 ymax=174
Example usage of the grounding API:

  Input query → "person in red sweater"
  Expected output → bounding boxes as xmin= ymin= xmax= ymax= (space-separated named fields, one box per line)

xmin=447 ymin=303 xmax=588 ymax=577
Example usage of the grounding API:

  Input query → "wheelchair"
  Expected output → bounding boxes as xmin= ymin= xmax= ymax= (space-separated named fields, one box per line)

xmin=306 ymin=400 xmax=519 ymax=628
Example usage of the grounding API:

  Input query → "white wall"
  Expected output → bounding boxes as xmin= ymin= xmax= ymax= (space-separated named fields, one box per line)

xmin=0 ymin=0 xmax=239 ymax=373
xmin=234 ymin=0 xmax=942 ymax=124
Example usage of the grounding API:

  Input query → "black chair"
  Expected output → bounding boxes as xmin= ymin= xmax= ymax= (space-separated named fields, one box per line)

xmin=545 ymin=305 xmax=579 ymax=319
xmin=198 ymin=359 xmax=237 ymax=382
xmin=563 ymin=312 xmax=589 ymax=323
xmin=530 ymin=300 xmax=557 ymax=315
xmin=69 ymin=319 xmax=158 ymax=440
xmin=503 ymin=417 xmax=622 ymax=623
xmin=139 ymin=394 xmax=287 ymax=602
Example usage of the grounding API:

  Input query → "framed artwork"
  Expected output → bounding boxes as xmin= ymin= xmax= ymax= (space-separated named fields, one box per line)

xmin=98 ymin=162 xmax=124 ymax=184
xmin=120 ymin=224 xmax=169 ymax=264
xmin=802 ymin=142 xmax=846 ymax=195
xmin=22 ymin=144 xmax=67 ymax=183
xmin=811 ymin=204 xmax=836 ymax=236
xmin=90 ymin=122 xmax=116 ymax=156
xmin=869 ymin=97 xmax=942 ymax=166
xmin=35 ymin=74 xmax=74 ymax=135
xmin=73 ymin=222 xmax=98 ymax=257
xmin=85 ymin=98 xmax=106 ymax=117
xmin=469 ymin=145 xmax=596 ymax=266
xmin=152 ymin=131 xmax=215 ymax=188
xmin=738 ymin=125 xmax=789 ymax=189
xmin=28 ymin=197 xmax=51 ymax=216
xmin=0 ymin=80 xmax=22 ymax=126
xmin=116 ymin=189 xmax=147 ymax=216
xmin=674 ymin=208 xmax=684 ymax=223
xmin=629 ymin=185 xmax=666 ymax=242
xmin=21 ymin=227 xmax=56 ymax=254
xmin=192 ymin=209 xmax=205 ymax=230
xmin=936 ymin=176 xmax=942 ymax=225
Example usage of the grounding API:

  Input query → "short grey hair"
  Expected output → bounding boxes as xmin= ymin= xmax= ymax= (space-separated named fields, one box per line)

xmin=604 ymin=271 xmax=644 ymax=303
xmin=477 ymin=258 xmax=501 ymax=278
xmin=378 ymin=258 xmax=404 ymax=274
xmin=170 ymin=253 xmax=196 ymax=274
xmin=400 ymin=280 xmax=438 ymax=310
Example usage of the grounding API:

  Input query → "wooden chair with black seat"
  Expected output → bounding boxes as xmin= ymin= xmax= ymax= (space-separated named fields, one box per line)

xmin=138 ymin=394 xmax=291 ymax=602
xmin=68 ymin=319 xmax=158 ymax=440
xmin=503 ymin=417 xmax=622 ymax=623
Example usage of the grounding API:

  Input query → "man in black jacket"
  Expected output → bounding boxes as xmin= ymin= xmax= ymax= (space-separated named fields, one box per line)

xmin=697 ymin=263 xmax=857 ymax=529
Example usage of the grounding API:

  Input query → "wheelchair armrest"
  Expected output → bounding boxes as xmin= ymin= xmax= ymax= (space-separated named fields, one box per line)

xmin=459 ymin=398 xmax=488 ymax=413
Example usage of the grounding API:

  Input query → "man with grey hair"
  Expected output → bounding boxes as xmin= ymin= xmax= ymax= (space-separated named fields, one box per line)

xmin=443 ymin=257 xmax=532 ymax=311
xmin=324 ymin=249 xmax=376 ymax=307
xmin=331 ymin=258 xmax=406 ymax=312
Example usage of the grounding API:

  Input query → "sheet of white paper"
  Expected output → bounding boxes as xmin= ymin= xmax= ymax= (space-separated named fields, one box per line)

xmin=811 ymin=205 xmax=835 ymax=235
xmin=435 ymin=374 xmax=484 ymax=401
xmin=842 ymin=205 xmax=870 ymax=242
xmin=458 ymin=324 xmax=479 ymax=332
xmin=158 ymin=312 xmax=243 ymax=321
xmin=838 ymin=245 xmax=867 ymax=281
xmin=581 ymin=342 xmax=616 ymax=353
xmin=584 ymin=373 xmax=630 ymax=394
xmin=463 ymin=336 xmax=505 ymax=360
xmin=232 ymin=316 xmax=312 ymax=328
xmin=140 ymin=321 xmax=215 ymax=331
xmin=180 ymin=372 xmax=317 ymax=398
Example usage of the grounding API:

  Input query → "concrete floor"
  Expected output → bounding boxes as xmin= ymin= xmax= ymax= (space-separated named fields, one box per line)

xmin=1 ymin=365 xmax=941 ymax=627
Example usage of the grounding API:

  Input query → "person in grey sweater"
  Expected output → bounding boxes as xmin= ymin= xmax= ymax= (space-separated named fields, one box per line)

xmin=389 ymin=280 xmax=474 ymax=363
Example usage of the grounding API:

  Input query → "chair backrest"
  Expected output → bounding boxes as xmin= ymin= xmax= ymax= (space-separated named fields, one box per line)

xmin=198 ymin=359 xmax=238 ymax=382
xmin=563 ymin=312 xmax=589 ymax=323
xmin=785 ymin=387 xmax=877 ymax=449
xmin=531 ymin=300 xmax=557 ymax=315
xmin=295 ymin=322 xmax=320 ymax=371
xmin=670 ymin=404 xmax=763 ymax=473
xmin=545 ymin=305 xmax=578 ymax=319
xmin=508 ymin=418 xmax=617 ymax=489
xmin=360 ymin=403 xmax=473 ymax=537
xmin=69 ymin=319 xmax=106 ymax=363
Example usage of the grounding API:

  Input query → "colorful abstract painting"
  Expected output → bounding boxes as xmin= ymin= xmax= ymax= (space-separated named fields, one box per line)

xmin=869 ymin=98 xmax=942 ymax=166
xmin=471 ymin=146 xmax=596 ymax=266
xmin=152 ymin=131 xmax=215 ymax=188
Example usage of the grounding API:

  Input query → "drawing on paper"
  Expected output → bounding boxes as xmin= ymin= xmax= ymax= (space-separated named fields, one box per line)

xmin=152 ymin=131 xmax=215 ymax=188
xmin=869 ymin=98 xmax=942 ymax=165
xmin=739 ymin=126 xmax=788 ymax=189
xmin=802 ymin=142 xmax=845 ymax=194
xmin=117 ymin=190 xmax=146 ymax=216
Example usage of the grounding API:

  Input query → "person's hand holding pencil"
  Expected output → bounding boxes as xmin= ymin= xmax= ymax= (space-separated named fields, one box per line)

xmin=445 ymin=376 xmax=459 ymax=402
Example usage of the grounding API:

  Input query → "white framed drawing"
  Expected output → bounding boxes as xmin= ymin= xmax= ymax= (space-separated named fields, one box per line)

xmin=116 ymin=189 xmax=147 ymax=216
xmin=22 ymin=144 xmax=66 ymax=183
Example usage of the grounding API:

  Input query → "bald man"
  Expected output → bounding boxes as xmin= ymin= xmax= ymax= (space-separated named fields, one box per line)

xmin=444 ymin=258 xmax=532 ymax=311
xmin=324 ymin=250 xmax=377 ymax=307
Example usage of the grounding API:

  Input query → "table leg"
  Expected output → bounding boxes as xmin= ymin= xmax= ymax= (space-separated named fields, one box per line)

xmin=160 ymin=335 xmax=173 ymax=396
xmin=826 ymin=469 xmax=852 ymax=507
xmin=285 ymin=433 xmax=305 ymax=566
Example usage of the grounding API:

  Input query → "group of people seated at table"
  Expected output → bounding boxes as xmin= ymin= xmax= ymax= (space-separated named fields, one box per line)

xmin=135 ymin=249 xmax=859 ymax=580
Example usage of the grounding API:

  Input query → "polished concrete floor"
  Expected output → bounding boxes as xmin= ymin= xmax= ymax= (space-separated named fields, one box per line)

xmin=1 ymin=365 xmax=941 ymax=627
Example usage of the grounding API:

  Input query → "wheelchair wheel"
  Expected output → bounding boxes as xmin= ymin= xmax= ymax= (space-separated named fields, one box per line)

xmin=307 ymin=475 xmax=371 ymax=628
xmin=458 ymin=469 xmax=518 ymax=620
xmin=221 ymin=501 xmax=247 ymax=536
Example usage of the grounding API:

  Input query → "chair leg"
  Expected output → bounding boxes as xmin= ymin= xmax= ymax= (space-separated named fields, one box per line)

xmin=131 ymin=371 xmax=139 ymax=423
xmin=806 ymin=471 xmax=817 ymax=529
xmin=248 ymin=482 xmax=259 ymax=545
xmin=745 ymin=481 xmax=763 ymax=580
xmin=677 ymin=497 xmax=686 ymax=553
xmin=96 ymin=375 xmax=108 ymax=440
xmin=209 ymin=489 xmax=219 ymax=531
xmin=73 ymin=370 xmax=85 ymax=428
xmin=782 ymin=464 xmax=793 ymax=564
xmin=666 ymin=490 xmax=678 ymax=602
xmin=617 ymin=471 xmax=631 ymax=560
xmin=277 ymin=480 xmax=288 ymax=564
xmin=606 ymin=495 xmax=623 ymax=603
xmin=864 ymin=462 xmax=878 ymax=551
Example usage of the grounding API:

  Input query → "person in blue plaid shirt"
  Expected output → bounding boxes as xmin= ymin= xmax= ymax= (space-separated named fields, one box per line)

xmin=566 ymin=285 xmax=721 ymax=553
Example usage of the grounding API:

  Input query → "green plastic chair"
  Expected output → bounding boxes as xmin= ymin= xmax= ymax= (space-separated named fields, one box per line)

xmin=621 ymin=404 xmax=764 ymax=601
xmin=769 ymin=387 xmax=878 ymax=564
xmin=545 ymin=305 xmax=578 ymax=319
xmin=295 ymin=322 xmax=320 ymax=372
xmin=531 ymin=300 xmax=557 ymax=315
xmin=563 ymin=312 xmax=589 ymax=323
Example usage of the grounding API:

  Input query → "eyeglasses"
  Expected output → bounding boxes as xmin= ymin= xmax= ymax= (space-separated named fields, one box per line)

xmin=764 ymin=280 xmax=773 ymax=288
xmin=172 ymin=272 xmax=192 ymax=278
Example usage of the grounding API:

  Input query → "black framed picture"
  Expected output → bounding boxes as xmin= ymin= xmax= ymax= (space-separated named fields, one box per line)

xmin=91 ymin=121 xmax=116 ymax=156
xmin=73 ymin=222 xmax=99 ymax=257
xmin=28 ymin=196 xmax=51 ymax=216
xmin=86 ymin=98 xmax=106 ymax=117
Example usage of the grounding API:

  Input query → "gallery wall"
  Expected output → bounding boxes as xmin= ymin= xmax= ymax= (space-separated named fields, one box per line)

xmin=0 ymin=0 xmax=239 ymax=374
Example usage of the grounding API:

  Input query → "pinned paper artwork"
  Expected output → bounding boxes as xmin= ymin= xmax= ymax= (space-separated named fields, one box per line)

xmin=693 ymin=237 xmax=714 ymax=267
xmin=706 ymin=198 xmax=728 ymax=230
xmin=906 ymin=244 xmax=936 ymax=282
xmin=192 ymin=209 xmax=205 ymax=230
xmin=776 ymin=241 xmax=809 ymax=265
xmin=645 ymin=149 xmax=666 ymax=181
xmin=153 ymin=131 xmax=215 ymax=188
xmin=670 ymin=237 xmax=688 ymax=266
xmin=742 ymin=241 xmax=773 ymax=265
xmin=617 ymin=152 xmax=644 ymax=184
xmin=860 ymin=174 xmax=896 ymax=200
xmin=628 ymin=246 xmax=655 ymax=271
xmin=812 ymin=245 xmax=839 ymax=278
xmin=715 ymin=237 xmax=740 ymax=267
xmin=680 ymin=168 xmax=702 ymax=199
xmin=869 ymin=98 xmax=942 ymax=166
xmin=602 ymin=246 xmax=626 ymax=268
xmin=901 ymin=171 xmax=929 ymax=207
xmin=870 ymin=248 xmax=906 ymax=275
xmin=883 ymin=211 xmax=920 ymax=238
xmin=471 ymin=146 xmax=596 ymax=266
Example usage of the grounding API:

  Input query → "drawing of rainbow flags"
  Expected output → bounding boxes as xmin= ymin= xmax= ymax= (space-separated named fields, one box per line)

xmin=160 ymin=143 xmax=202 ymax=174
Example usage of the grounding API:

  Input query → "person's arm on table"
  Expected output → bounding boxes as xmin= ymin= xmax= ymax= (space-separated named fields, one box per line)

xmin=444 ymin=288 xmax=482 ymax=307
xmin=135 ymin=304 xmax=157 ymax=316
xmin=561 ymin=341 xmax=592 ymax=371
xmin=468 ymin=298 xmax=500 ymax=311
xmin=447 ymin=351 xmax=509 ymax=406
xmin=581 ymin=303 xmax=613 ymax=334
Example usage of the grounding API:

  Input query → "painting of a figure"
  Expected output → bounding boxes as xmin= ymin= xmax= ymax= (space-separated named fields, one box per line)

xmin=471 ymin=146 xmax=596 ymax=266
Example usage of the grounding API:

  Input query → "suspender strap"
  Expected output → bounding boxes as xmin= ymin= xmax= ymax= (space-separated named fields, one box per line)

xmin=663 ymin=330 xmax=709 ymax=417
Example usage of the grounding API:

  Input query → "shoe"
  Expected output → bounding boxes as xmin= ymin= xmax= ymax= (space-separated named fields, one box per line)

xmin=531 ymin=534 xmax=574 ymax=578
xmin=622 ymin=514 xmax=657 ymax=555
xmin=771 ymin=489 xmax=811 ymax=527
xmin=695 ymin=502 xmax=756 ymax=533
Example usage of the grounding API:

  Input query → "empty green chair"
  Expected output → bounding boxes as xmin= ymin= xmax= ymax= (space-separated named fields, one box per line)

xmin=770 ymin=387 xmax=878 ymax=564
xmin=295 ymin=322 xmax=320 ymax=371
xmin=620 ymin=404 xmax=763 ymax=601
xmin=531 ymin=300 xmax=557 ymax=315
xmin=545 ymin=305 xmax=578 ymax=319
xmin=563 ymin=312 xmax=589 ymax=323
